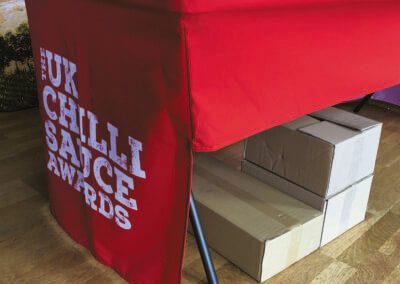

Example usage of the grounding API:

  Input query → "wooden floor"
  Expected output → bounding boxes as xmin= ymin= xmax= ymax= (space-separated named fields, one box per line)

xmin=1 ymin=103 xmax=400 ymax=284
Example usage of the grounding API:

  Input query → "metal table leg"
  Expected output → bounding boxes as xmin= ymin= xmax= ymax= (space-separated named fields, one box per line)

xmin=189 ymin=192 xmax=219 ymax=284
xmin=354 ymin=93 xmax=374 ymax=113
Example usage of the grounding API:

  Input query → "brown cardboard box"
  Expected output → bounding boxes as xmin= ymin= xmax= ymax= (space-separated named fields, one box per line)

xmin=242 ymin=160 xmax=373 ymax=246
xmin=192 ymin=154 xmax=324 ymax=282
xmin=245 ymin=107 xmax=381 ymax=198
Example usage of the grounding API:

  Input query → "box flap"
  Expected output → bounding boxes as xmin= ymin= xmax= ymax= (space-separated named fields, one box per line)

xmin=283 ymin=116 xmax=320 ymax=130
xmin=193 ymin=153 xmax=322 ymax=242
xmin=245 ymin=125 xmax=334 ymax=196
xmin=241 ymin=160 xmax=326 ymax=211
xmin=310 ymin=107 xmax=381 ymax=131
xmin=299 ymin=121 xmax=360 ymax=145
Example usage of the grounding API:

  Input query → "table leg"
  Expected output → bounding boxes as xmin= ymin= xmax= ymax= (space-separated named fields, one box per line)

xmin=354 ymin=93 xmax=374 ymax=113
xmin=190 ymin=192 xmax=219 ymax=284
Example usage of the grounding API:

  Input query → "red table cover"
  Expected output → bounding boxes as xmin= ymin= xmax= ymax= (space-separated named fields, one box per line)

xmin=25 ymin=0 xmax=400 ymax=283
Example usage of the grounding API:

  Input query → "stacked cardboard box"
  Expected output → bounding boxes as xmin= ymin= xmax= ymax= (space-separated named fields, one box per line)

xmin=192 ymin=153 xmax=324 ymax=282
xmin=243 ymin=107 xmax=382 ymax=245
xmin=190 ymin=107 xmax=381 ymax=282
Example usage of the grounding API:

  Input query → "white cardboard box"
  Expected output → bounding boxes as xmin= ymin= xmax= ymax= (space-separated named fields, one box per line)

xmin=245 ymin=107 xmax=381 ymax=198
xmin=242 ymin=160 xmax=373 ymax=246
xmin=192 ymin=154 xmax=324 ymax=282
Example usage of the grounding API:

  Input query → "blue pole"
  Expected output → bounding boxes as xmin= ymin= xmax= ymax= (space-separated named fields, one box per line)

xmin=189 ymin=192 xmax=219 ymax=284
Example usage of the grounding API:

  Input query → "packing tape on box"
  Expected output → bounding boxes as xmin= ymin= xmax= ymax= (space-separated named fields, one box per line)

xmin=339 ymin=183 xmax=357 ymax=233
xmin=346 ymin=133 xmax=366 ymax=189
xmin=194 ymin=165 xmax=301 ymax=228
xmin=286 ymin=225 xmax=303 ymax=265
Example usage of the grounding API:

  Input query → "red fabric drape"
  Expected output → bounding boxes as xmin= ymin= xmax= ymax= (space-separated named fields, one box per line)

xmin=26 ymin=1 xmax=192 ymax=283
xmin=25 ymin=0 xmax=400 ymax=283
xmin=184 ymin=1 xmax=400 ymax=151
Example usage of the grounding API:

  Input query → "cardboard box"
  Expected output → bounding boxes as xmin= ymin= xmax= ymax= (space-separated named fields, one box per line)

xmin=192 ymin=154 xmax=324 ymax=282
xmin=242 ymin=160 xmax=373 ymax=246
xmin=245 ymin=107 xmax=381 ymax=198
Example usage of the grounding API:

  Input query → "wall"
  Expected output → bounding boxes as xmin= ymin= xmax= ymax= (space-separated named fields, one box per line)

xmin=373 ymin=85 xmax=400 ymax=106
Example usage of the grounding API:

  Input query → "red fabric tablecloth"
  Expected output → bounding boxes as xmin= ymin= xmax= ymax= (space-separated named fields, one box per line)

xmin=25 ymin=0 xmax=400 ymax=283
